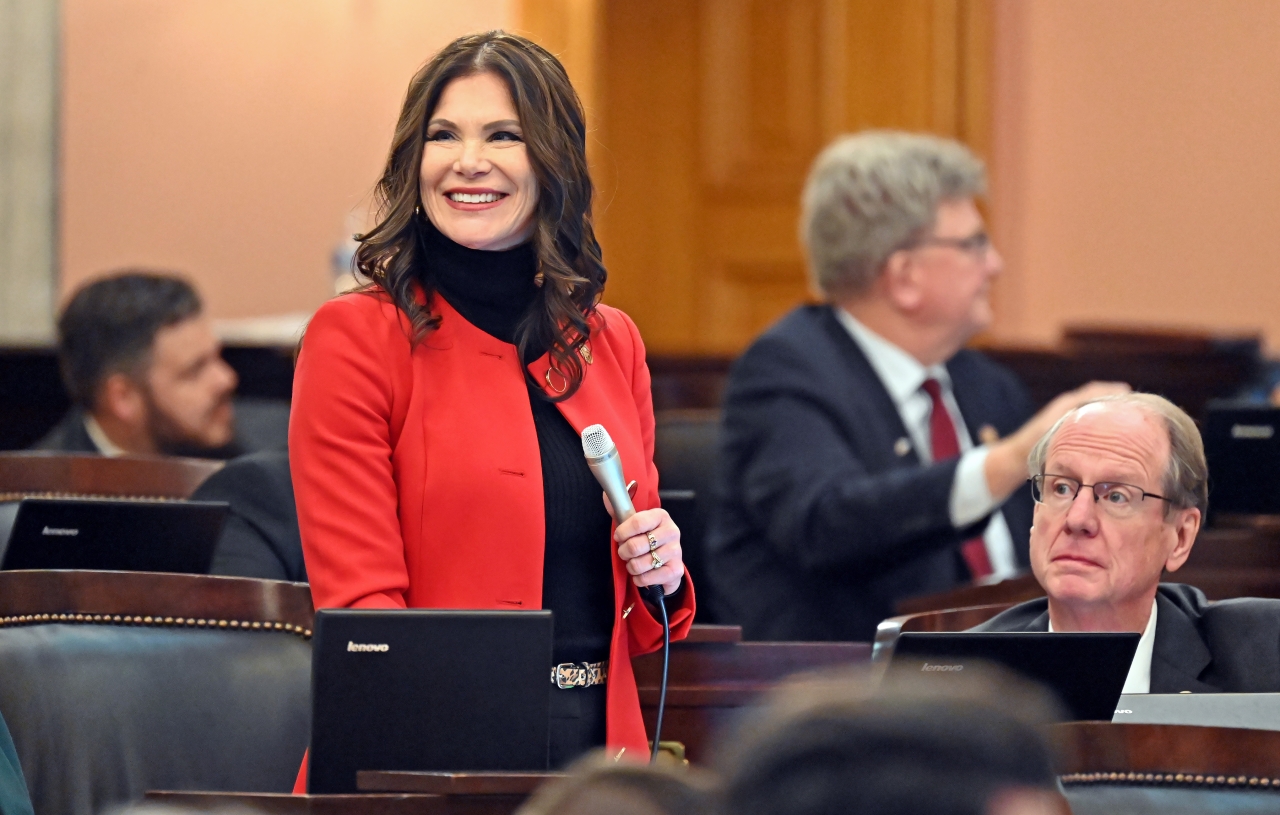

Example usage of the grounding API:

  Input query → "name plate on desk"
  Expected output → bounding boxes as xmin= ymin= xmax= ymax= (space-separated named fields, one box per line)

xmin=1114 ymin=693 xmax=1280 ymax=731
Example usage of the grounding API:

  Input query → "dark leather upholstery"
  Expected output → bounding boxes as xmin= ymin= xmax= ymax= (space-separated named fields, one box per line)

xmin=1065 ymin=785 xmax=1280 ymax=814
xmin=0 ymin=572 xmax=313 ymax=815
xmin=0 ymin=623 xmax=309 ymax=815
xmin=653 ymin=410 xmax=721 ymax=624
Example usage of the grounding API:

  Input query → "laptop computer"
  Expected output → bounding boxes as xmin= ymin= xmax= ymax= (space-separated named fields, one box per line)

xmin=887 ymin=632 xmax=1142 ymax=721
xmin=308 ymin=609 xmax=554 ymax=794
xmin=1 ymin=497 xmax=228 ymax=574
xmin=1114 ymin=693 xmax=1280 ymax=731
xmin=1204 ymin=405 xmax=1280 ymax=517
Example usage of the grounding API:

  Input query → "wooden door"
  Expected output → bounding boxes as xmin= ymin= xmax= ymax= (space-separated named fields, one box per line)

xmin=520 ymin=0 xmax=992 ymax=355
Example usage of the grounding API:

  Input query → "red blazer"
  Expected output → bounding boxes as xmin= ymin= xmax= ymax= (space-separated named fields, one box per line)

xmin=289 ymin=291 xmax=695 ymax=774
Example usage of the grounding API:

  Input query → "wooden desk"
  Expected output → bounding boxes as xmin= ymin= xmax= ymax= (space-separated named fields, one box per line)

xmin=148 ymin=774 xmax=568 ymax=815
xmin=147 ymin=791 xmax=449 ymax=815
xmin=632 ymin=625 xmax=871 ymax=762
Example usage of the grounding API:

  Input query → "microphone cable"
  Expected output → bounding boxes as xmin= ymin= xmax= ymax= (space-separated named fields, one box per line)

xmin=578 ymin=424 xmax=673 ymax=766
xmin=646 ymin=586 xmax=671 ymax=764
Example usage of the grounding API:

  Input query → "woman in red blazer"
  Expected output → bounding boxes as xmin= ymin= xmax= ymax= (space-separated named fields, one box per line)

xmin=289 ymin=31 xmax=694 ymax=785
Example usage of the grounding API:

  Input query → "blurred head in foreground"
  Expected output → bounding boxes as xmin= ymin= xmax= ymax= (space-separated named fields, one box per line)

xmin=50 ymin=270 xmax=238 ymax=456
xmin=516 ymin=753 xmax=715 ymax=815
xmin=717 ymin=665 xmax=1066 ymax=815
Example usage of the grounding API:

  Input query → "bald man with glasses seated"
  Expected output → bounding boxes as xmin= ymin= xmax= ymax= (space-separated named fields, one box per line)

xmin=974 ymin=393 xmax=1280 ymax=693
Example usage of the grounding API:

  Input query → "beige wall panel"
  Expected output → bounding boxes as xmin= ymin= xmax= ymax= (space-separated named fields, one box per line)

xmin=988 ymin=0 xmax=1280 ymax=351
xmin=0 ymin=0 xmax=57 ymax=342
xmin=61 ymin=0 xmax=511 ymax=321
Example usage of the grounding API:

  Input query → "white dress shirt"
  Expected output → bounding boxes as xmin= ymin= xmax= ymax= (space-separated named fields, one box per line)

xmin=834 ymin=308 xmax=1018 ymax=580
xmin=83 ymin=415 xmax=128 ymax=458
xmin=1050 ymin=600 xmax=1157 ymax=694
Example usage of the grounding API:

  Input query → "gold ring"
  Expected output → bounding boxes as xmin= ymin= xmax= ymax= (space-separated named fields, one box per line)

xmin=651 ymin=554 xmax=664 ymax=571
xmin=646 ymin=532 xmax=658 ymax=553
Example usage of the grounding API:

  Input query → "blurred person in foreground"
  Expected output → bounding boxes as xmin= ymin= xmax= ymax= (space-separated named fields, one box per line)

xmin=975 ymin=393 xmax=1280 ymax=693
xmin=706 ymin=130 xmax=1126 ymax=641
xmin=718 ymin=666 xmax=1067 ymax=815
xmin=34 ymin=271 xmax=239 ymax=458
xmin=516 ymin=753 xmax=714 ymax=815
xmin=288 ymin=31 xmax=694 ymax=785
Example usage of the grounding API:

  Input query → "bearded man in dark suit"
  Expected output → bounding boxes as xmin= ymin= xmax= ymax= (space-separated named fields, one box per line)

xmin=34 ymin=272 xmax=240 ymax=458
xmin=974 ymin=393 xmax=1280 ymax=694
xmin=706 ymin=131 xmax=1124 ymax=641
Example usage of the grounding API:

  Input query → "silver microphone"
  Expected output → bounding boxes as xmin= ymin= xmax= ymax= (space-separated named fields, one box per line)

xmin=581 ymin=424 xmax=636 ymax=522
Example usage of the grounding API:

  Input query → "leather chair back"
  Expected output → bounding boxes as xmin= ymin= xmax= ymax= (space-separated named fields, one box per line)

xmin=0 ymin=571 xmax=312 ymax=815
xmin=654 ymin=410 xmax=721 ymax=623
xmin=0 ymin=453 xmax=223 ymax=502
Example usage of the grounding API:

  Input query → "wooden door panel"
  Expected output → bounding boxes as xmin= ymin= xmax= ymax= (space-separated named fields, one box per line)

xmin=520 ymin=0 xmax=992 ymax=356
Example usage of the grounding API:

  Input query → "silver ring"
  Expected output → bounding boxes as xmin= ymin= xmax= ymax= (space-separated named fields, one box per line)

xmin=651 ymin=554 xmax=664 ymax=571
xmin=646 ymin=532 xmax=659 ymax=554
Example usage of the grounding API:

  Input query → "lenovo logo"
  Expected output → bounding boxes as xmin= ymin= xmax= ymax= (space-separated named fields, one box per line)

xmin=347 ymin=641 xmax=389 ymax=653
xmin=42 ymin=526 xmax=79 ymax=536
xmin=921 ymin=662 xmax=964 ymax=672
xmin=1231 ymin=423 xmax=1275 ymax=440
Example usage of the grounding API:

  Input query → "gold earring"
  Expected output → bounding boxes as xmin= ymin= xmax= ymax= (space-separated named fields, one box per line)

xmin=544 ymin=367 xmax=568 ymax=394
xmin=533 ymin=270 xmax=545 ymax=287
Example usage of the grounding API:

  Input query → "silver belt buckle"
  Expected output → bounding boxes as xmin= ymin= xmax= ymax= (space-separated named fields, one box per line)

xmin=552 ymin=660 xmax=607 ymax=689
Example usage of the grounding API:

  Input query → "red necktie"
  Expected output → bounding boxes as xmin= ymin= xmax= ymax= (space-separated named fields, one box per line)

xmin=921 ymin=378 xmax=994 ymax=580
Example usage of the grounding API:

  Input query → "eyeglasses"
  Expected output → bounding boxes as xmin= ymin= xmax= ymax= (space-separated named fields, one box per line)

xmin=914 ymin=231 xmax=992 ymax=258
xmin=1030 ymin=474 xmax=1171 ymax=519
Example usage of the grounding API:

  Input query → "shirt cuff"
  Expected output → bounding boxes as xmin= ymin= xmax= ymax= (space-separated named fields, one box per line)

xmin=950 ymin=446 xmax=1000 ymax=528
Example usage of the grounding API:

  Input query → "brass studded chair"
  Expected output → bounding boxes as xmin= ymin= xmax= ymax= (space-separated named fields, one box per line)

xmin=1055 ymin=722 xmax=1280 ymax=814
xmin=0 ymin=570 xmax=312 ymax=815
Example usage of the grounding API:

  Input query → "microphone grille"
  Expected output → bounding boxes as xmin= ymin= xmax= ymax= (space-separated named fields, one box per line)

xmin=581 ymin=424 xmax=615 ymax=459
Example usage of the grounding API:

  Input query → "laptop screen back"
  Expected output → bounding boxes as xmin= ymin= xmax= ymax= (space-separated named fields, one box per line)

xmin=1204 ymin=406 xmax=1280 ymax=516
xmin=308 ymin=609 xmax=553 ymax=794
xmin=888 ymin=632 xmax=1141 ymax=721
xmin=2 ymin=498 xmax=228 ymax=574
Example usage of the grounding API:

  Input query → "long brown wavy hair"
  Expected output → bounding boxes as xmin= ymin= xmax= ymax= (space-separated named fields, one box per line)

xmin=354 ymin=31 xmax=606 ymax=400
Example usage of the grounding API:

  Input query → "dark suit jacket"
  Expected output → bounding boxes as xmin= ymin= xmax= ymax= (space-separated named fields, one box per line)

xmin=31 ymin=409 xmax=98 ymax=454
xmin=973 ymin=583 xmax=1280 ymax=693
xmin=705 ymin=304 xmax=1035 ymax=642
xmin=191 ymin=450 xmax=306 ymax=582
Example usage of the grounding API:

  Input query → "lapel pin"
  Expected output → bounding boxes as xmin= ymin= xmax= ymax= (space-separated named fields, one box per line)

xmin=893 ymin=437 xmax=911 ymax=457
xmin=978 ymin=424 xmax=1000 ymax=445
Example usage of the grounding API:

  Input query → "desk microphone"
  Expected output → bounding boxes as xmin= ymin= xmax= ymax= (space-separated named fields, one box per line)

xmin=581 ymin=424 xmax=670 ymax=764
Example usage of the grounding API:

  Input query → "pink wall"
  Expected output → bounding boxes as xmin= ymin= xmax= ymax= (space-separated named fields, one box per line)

xmin=989 ymin=0 xmax=1280 ymax=350
xmin=61 ymin=0 xmax=511 ymax=319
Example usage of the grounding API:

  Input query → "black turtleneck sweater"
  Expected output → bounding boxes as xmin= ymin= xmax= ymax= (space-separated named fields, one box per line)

xmin=423 ymin=224 xmax=615 ymax=666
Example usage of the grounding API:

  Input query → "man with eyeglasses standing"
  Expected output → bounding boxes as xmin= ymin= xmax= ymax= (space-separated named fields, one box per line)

xmin=706 ymin=130 xmax=1125 ymax=642
xmin=974 ymin=393 xmax=1280 ymax=693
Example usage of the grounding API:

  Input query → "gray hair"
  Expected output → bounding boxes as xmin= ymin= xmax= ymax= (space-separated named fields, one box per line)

xmin=799 ymin=130 xmax=986 ymax=298
xmin=1027 ymin=393 xmax=1208 ymax=515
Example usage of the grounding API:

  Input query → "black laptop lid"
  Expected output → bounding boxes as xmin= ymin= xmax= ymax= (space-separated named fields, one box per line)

xmin=888 ymin=632 xmax=1141 ymax=721
xmin=308 ymin=609 xmax=553 ymax=794
xmin=1204 ymin=406 xmax=1280 ymax=516
xmin=1 ymin=498 xmax=228 ymax=574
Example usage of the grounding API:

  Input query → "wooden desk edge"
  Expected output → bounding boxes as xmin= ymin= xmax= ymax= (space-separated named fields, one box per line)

xmin=357 ymin=770 xmax=568 ymax=795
